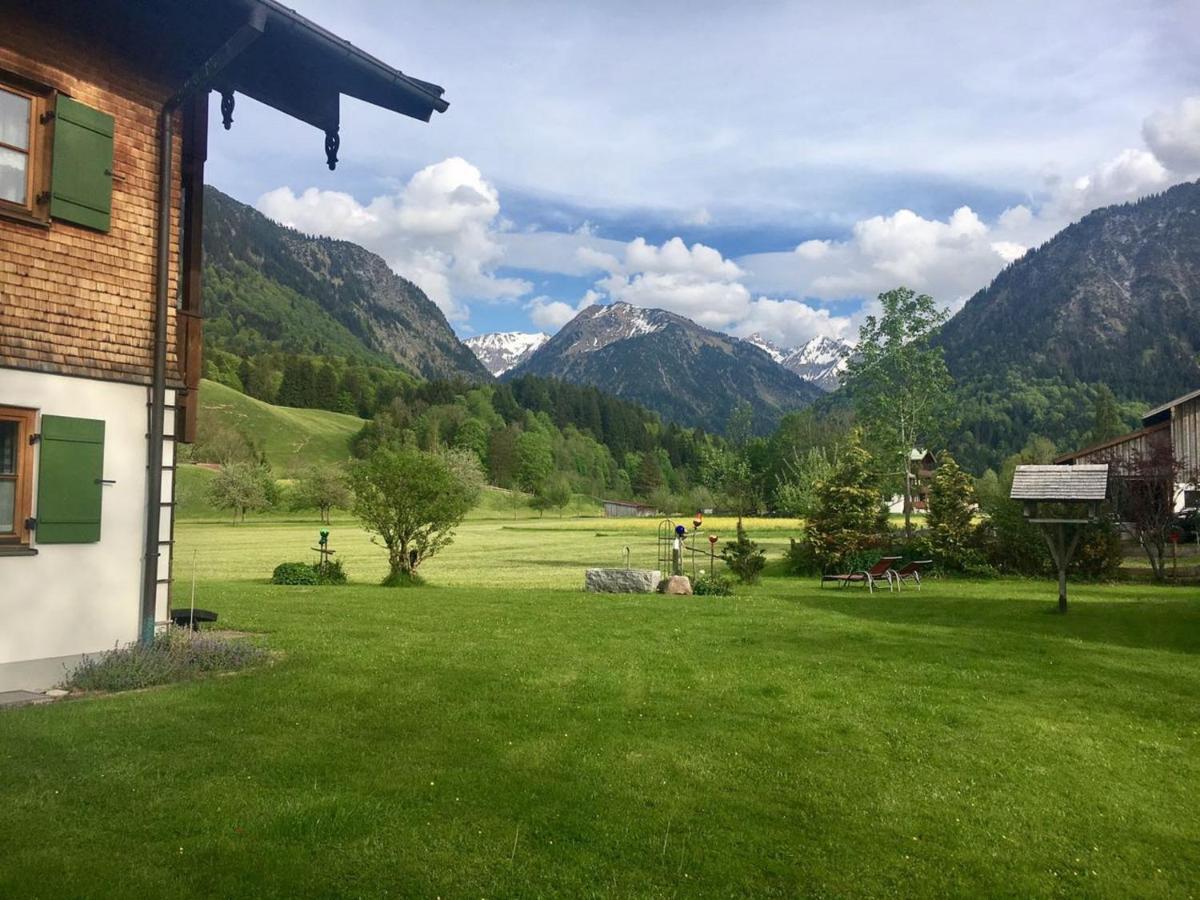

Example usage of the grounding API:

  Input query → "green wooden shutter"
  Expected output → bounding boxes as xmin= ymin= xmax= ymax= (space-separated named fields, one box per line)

xmin=36 ymin=415 xmax=106 ymax=544
xmin=50 ymin=95 xmax=114 ymax=232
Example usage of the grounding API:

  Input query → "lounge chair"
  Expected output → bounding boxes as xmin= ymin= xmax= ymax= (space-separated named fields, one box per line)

xmin=820 ymin=556 xmax=900 ymax=594
xmin=889 ymin=560 xmax=932 ymax=590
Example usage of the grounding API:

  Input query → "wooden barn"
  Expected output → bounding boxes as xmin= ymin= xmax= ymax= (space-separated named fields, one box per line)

xmin=0 ymin=0 xmax=448 ymax=691
xmin=1056 ymin=388 xmax=1200 ymax=510
xmin=602 ymin=499 xmax=659 ymax=518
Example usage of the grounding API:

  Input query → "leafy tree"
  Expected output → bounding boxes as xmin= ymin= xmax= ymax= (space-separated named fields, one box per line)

xmin=348 ymin=446 xmax=480 ymax=585
xmin=699 ymin=443 xmax=756 ymax=520
xmin=633 ymin=451 xmax=664 ymax=498
xmin=531 ymin=476 xmax=571 ymax=518
xmin=973 ymin=437 xmax=1057 ymax=575
xmin=516 ymin=430 xmax=555 ymax=493
xmin=440 ymin=447 xmax=487 ymax=497
xmin=453 ymin=418 xmax=490 ymax=467
xmin=277 ymin=357 xmax=316 ymax=408
xmin=487 ymin=425 xmax=520 ymax=488
xmin=208 ymin=462 xmax=274 ymax=523
xmin=926 ymin=453 xmax=977 ymax=570
xmin=1108 ymin=440 xmax=1192 ymax=582
xmin=1089 ymin=384 xmax=1126 ymax=446
xmin=844 ymin=287 xmax=953 ymax=537
xmin=774 ymin=446 xmax=835 ymax=518
xmin=803 ymin=431 xmax=881 ymax=570
xmin=190 ymin=421 xmax=258 ymax=466
xmin=725 ymin=400 xmax=755 ymax=451
xmin=721 ymin=520 xmax=766 ymax=584
xmin=292 ymin=463 xmax=350 ymax=524
xmin=313 ymin=365 xmax=340 ymax=410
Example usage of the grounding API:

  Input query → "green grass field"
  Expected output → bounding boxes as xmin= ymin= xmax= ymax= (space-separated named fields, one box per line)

xmin=196 ymin=379 xmax=365 ymax=473
xmin=3 ymin=515 xmax=1199 ymax=897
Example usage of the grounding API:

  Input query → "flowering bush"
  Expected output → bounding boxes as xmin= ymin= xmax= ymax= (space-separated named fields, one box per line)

xmin=65 ymin=628 xmax=267 ymax=692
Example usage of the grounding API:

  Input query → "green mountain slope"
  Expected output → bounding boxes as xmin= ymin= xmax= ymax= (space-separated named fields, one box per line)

xmin=940 ymin=180 xmax=1200 ymax=401
xmin=933 ymin=181 xmax=1200 ymax=471
xmin=203 ymin=187 xmax=490 ymax=382
xmin=195 ymin=379 xmax=364 ymax=473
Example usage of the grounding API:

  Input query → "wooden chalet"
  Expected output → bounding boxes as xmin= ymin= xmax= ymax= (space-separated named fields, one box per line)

xmin=1056 ymin=388 xmax=1200 ymax=511
xmin=0 ymin=0 xmax=448 ymax=691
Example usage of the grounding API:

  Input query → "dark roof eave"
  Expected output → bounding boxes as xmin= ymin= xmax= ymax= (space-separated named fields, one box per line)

xmin=1142 ymin=386 xmax=1200 ymax=424
xmin=233 ymin=0 xmax=449 ymax=118
xmin=1053 ymin=421 xmax=1171 ymax=464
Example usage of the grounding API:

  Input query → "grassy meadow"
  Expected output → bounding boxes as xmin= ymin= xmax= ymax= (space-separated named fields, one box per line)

xmin=3 ymin=507 xmax=1200 ymax=897
xmin=193 ymin=379 xmax=365 ymax=473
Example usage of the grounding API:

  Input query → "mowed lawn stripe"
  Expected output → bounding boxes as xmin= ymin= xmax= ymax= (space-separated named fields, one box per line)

xmin=1 ymin=566 xmax=1198 ymax=897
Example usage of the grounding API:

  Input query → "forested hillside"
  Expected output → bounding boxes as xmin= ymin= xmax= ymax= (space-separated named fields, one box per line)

xmin=200 ymin=187 xmax=490 ymax=404
xmin=930 ymin=181 xmax=1200 ymax=471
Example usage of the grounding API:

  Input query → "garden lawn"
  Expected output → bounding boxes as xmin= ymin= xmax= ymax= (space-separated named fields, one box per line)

xmin=2 ymin=518 xmax=1199 ymax=897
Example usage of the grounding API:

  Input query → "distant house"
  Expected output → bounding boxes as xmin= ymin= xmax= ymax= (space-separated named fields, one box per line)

xmin=0 ymin=0 xmax=448 ymax=691
xmin=1056 ymin=388 xmax=1200 ymax=510
xmin=603 ymin=499 xmax=659 ymax=518
xmin=888 ymin=449 xmax=938 ymax=514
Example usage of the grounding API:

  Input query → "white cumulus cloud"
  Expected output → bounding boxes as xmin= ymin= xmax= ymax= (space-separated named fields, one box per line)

xmin=257 ymin=157 xmax=530 ymax=322
xmin=582 ymin=236 xmax=854 ymax=347
xmin=1143 ymin=96 xmax=1200 ymax=176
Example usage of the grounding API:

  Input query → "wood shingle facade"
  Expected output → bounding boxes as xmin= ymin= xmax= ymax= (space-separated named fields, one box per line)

xmin=0 ymin=0 xmax=448 ymax=692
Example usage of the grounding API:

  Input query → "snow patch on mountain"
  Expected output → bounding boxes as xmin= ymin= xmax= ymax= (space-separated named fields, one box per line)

xmin=781 ymin=336 xmax=852 ymax=391
xmin=742 ymin=332 xmax=788 ymax=363
xmin=464 ymin=331 xmax=549 ymax=376
xmin=569 ymin=302 xmax=667 ymax=354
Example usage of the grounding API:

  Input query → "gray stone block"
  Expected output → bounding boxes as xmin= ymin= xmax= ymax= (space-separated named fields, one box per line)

xmin=585 ymin=568 xmax=661 ymax=593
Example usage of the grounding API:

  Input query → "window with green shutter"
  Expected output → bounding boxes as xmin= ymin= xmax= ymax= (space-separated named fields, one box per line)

xmin=50 ymin=95 xmax=113 ymax=232
xmin=36 ymin=415 xmax=105 ymax=544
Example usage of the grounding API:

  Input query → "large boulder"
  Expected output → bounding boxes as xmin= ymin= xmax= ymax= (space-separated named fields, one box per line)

xmin=660 ymin=575 xmax=693 ymax=595
xmin=585 ymin=568 xmax=661 ymax=594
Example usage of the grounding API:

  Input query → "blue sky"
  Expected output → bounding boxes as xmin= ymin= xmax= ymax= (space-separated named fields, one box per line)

xmin=205 ymin=0 xmax=1200 ymax=348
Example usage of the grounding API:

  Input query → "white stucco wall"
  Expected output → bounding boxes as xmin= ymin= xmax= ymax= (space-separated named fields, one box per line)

xmin=0 ymin=368 xmax=174 ymax=688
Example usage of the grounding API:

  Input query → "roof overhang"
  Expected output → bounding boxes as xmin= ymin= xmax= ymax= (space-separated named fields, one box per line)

xmin=1010 ymin=464 xmax=1110 ymax=502
xmin=1142 ymin=387 xmax=1200 ymax=426
xmin=1052 ymin=421 xmax=1170 ymax=465
xmin=23 ymin=0 xmax=448 ymax=169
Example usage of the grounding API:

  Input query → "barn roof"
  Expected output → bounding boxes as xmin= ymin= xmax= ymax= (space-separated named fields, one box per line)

xmin=1143 ymin=387 xmax=1200 ymax=426
xmin=1052 ymin=422 xmax=1170 ymax=464
xmin=1010 ymin=465 xmax=1109 ymax=501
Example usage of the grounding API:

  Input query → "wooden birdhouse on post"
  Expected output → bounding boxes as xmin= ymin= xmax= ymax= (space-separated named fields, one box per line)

xmin=1010 ymin=464 xmax=1110 ymax=613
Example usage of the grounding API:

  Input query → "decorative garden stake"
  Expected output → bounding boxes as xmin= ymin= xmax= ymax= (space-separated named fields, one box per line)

xmin=708 ymin=533 xmax=719 ymax=573
xmin=673 ymin=524 xmax=687 ymax=577
xmin=1010 ymin=464 xmax=1109 ymax=613
xmin=689 ymin=512 xmax=704 ymax=578
xmin=657 ymin=519 xmax=677 ymax=575
xmin=312 ymin=529 xmax=337 ymax=578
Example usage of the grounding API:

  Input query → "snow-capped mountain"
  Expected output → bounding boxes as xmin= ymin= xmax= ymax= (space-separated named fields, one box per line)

xmin=505 ymin=302 xmax=823 ymax=433
xmin=742 ymin=332 xmax=788 ymax=363
xmin=780 ymin=336 xmax=852 ymax=392
xmin=464 ymin=331 xmax=549 ymax=376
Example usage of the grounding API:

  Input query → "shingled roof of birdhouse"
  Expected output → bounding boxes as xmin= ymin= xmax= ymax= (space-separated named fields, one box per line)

xmin=1010 ymin=464 xmax=1109 ymax=501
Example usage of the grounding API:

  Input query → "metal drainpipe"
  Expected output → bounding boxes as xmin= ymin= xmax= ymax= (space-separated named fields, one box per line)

xmin=140 ymin=8 xmax=266 ymax=643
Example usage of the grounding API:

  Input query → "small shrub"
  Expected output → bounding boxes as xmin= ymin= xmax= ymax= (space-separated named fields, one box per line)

xmin=316 ymin=558 xmax=347 ymax=585
xmin=786 ymin=536 xmax=821 ymax=576
xmin=722 ymin=521 xmax=766 ymax=584
xmin=271 ymin=560 xmax=348 ymax=586
xmin=65 ymin=629 xmax=267 ymax=693
xmin=693 ymin=572 xmax=735 ymax=596
xmin=381 ymin=570 xmax=425 ymax=588
xmin=1072 ymin=518 xmax=1123 ymax=581
xmin=272 ymin=562 xmax=320 ymax=585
